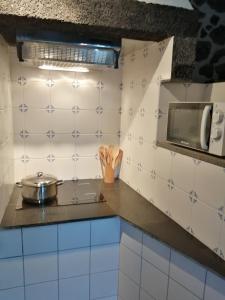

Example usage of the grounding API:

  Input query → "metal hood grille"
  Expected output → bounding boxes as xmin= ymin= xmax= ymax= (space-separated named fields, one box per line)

xmin=16 ymin=34 xmax=121 ymax=69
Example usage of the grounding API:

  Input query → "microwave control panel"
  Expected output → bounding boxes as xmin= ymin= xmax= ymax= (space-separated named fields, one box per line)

xmin=209 ymin=103 xmax=225 ymax=156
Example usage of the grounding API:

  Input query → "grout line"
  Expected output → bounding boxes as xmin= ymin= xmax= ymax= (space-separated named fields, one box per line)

xmin=92 ymin=294 xmax=118 ymax=300
xmin=121 ymin=242 xmax=169 ymax=278
xmin=138 ymin=232 xmax=144 ymax=300
xmin=89 ymin=222 xmax=92 ymax=300
xmin=57 ymin=224 xmax=59 ymax=300
xmin=21 ymin=228 xmax=26 ymax=300
xmin=165 ymin=248 xmax=172 ymax=300
xmin=168 ymin=277 xmax=202 ymax=300
xmin=202 ymin=270 xmax=208 ymax=300
xmin=21 ymin=279 xmax=59 ymax=288
xmin=117 ymin=219 xmax=122 ymax=299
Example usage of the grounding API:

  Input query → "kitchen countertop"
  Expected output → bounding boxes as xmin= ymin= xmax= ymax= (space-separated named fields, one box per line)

xmin=1 ymin=179 xmax=225 ymax=278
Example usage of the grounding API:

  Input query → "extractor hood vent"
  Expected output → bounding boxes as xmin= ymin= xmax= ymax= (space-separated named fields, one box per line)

xmin=16 ymin=33 xmax=121 ymax=70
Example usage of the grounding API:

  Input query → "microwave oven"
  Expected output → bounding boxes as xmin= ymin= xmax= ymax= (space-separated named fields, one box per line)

xmin=167 ymin=102 xmax=225 ymax=156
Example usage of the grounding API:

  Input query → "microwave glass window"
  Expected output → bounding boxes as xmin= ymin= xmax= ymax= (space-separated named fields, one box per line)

xmin=167 ymin=106 xmax=211 ymax=149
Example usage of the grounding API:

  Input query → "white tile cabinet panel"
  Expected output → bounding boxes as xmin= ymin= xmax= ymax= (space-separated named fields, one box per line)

xmin=22 ymin=225 xmax=57 ymax=255
xmin=91 ymin=244 xmax=119 ymax=273
xmin=58 ymin=221 xmax=91 ymax=251
xmin=120 ymin=244 xmax=142 ymax=284
xmin=170 ymin=251 xmax=206 ymax=299
xmin=191 ymin=199 xmax=222 ymax=251
xmin=195 ymin=162 xmax=225 ymax=210
xmin=24 ymin=252 xmax=58 ymax=285
xmin=120 ymin=220 xmax=143 ymax=255
xmin=0 ymin=286 xmax=24 ymax=300
xmin=91 ymin=217 xmax=120 ymax=246
xmin=0 ymin=257 xmax=24 ymax=289
xmin=59 ymin=248 xmax=90 ymax=279
xmin=59 ymin=275 xmax=89 ymax=300
xmin=141 ymin=258 xmax=168 ymax=300
xmin=25 ymin=280 xmax=58 ymax=300
xmin=0 ymin=228 xmax=22 ymax=258
xmin=118 ymin=272 xmax=139 ymax=300
xmin=167 ymin=279 xmax=199 ymax=300
xmin=205 ymin=271 xmax=225 ymax=300
xmin=90 ymin=270 xmax=118 ymax=300
xmin=140 ymin=289 xmax=155 ymax=300
xmin=142 ymin=233 xmax=170 ymax=275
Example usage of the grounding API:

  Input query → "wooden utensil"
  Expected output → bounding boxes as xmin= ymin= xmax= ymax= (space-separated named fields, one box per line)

xmin=99 ymin=144 xmax=123 ymax=183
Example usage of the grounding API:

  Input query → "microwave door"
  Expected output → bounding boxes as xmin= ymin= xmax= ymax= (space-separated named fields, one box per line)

xmin=167 ymin=103 xmax=212 ymax=151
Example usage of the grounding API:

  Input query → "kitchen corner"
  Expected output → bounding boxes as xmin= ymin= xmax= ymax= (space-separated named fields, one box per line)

xmin=1 ymin=1 xmax=225 ymax=300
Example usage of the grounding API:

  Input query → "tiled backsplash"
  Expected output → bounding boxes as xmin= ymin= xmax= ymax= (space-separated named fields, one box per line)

xmin=0 ymin=37 xmax=14 ymax=221
xmin=10 ymin=50 xmax=121 ymax=181
xmin=119 ymin=38 xmax=225 ymax=260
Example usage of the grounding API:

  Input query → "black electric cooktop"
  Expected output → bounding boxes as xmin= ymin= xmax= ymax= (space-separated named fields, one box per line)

xmin=16 ymin=180 xmax=106 ymax=210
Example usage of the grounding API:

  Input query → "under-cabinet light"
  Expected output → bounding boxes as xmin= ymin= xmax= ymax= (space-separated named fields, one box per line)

xmin=38 ymin=65 xmax=89 ymax=72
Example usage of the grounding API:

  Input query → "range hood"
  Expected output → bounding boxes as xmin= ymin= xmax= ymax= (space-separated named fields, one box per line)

xmin=16 ymin=32 xmax=121 ymax=70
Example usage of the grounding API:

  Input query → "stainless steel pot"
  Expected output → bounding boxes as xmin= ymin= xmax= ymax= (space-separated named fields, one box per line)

xmin=16 ymin=172 xmax=63 ymax=204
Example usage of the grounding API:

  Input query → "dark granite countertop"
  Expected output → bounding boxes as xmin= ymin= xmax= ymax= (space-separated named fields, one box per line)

xmin=1 ymin=179 xmax=225 ymax=278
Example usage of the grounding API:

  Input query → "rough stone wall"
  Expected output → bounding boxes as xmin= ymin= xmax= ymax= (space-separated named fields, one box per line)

xmin=191 ymin=0 xmax=225 ymax=83
xmin=0 ymin=0 xmax=198 ymax=44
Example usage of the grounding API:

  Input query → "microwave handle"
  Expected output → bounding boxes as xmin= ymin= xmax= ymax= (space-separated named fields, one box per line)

xmin=200 ymin=105 xmax=212 ymax=150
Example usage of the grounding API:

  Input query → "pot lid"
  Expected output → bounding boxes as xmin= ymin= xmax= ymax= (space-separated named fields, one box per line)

xmin=21 ymin=172 xmax=58 ymax=187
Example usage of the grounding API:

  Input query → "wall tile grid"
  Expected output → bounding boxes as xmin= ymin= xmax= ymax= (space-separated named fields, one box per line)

xmin=0 ymin=36 xmax=14 ymax=222
xmin=119 ymin=219 xmax=225 ymax=300
xmin=0 ymin=217 xmax=120 ymax=300
xmin=119 ymin=37 xmax=225 ymax=260
xmin=10 ymin=48 xmax=121 ymax=182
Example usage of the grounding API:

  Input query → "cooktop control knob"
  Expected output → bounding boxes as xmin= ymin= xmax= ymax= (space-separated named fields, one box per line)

xmin=211 ymin=128 xmax=222 ymax=141
xmin=213 ymin=110 xmax=224 ymax=124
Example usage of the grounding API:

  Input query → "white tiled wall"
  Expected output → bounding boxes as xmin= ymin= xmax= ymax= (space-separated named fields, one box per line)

xmin=119 ymin=219 xmax=225 ymax=300
xmin=0 ymin=217 xmax=120 ymax=300
xmin=10 ymin=49 xmax=121 ymax=181
xmin=119 ymin=36 xmax=225 ymax=260
xmin=0 ymin=36 xmax=14 ymax=222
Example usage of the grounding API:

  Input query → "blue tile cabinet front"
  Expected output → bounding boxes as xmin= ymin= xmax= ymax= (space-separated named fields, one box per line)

xmin=0 ymin=217 xmax=120 ymax=300
xmin=1 ymin=217 xmax=225 ymax=300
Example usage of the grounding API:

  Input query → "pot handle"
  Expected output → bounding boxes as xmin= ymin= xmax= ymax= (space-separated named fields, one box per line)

xmin=16 ymin=182 xmax=23 ymax=188
xmin=56 ymin=180 xmax=64 ymax=186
